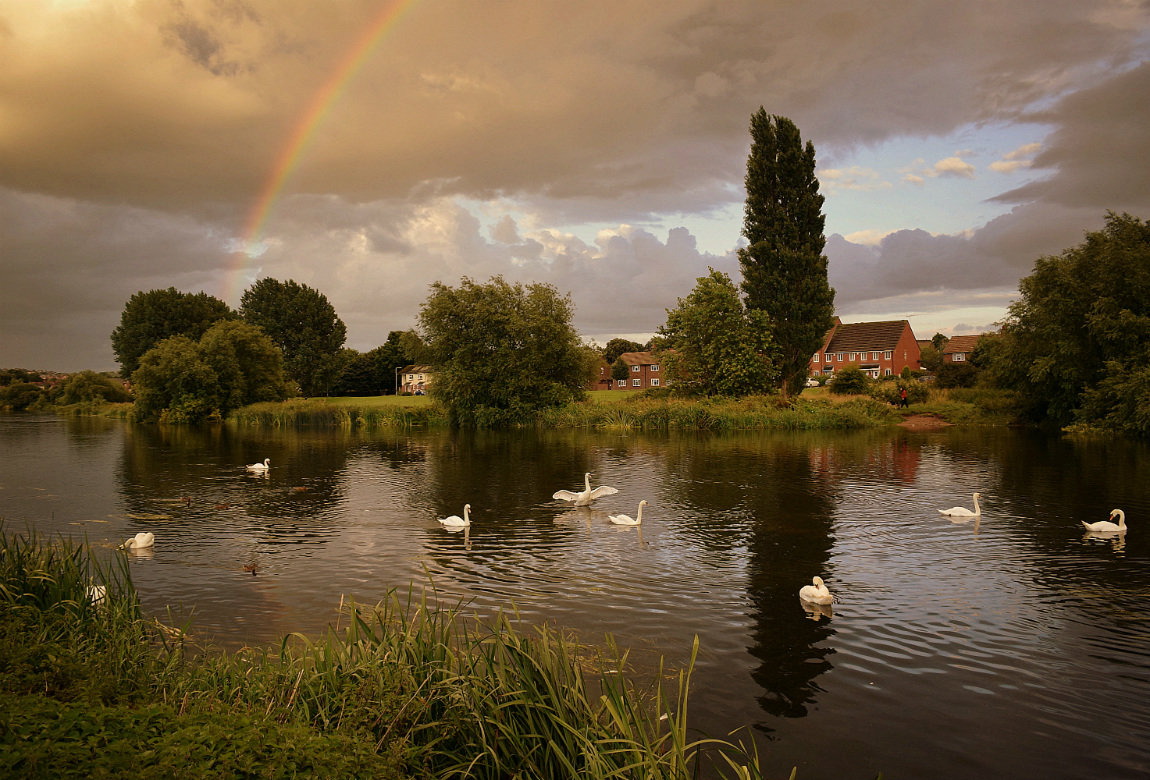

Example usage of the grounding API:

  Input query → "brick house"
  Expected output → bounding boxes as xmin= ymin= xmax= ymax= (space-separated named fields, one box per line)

xmin=399 ymin=365 xmax=433 ymax=395
xmin=810 ymin=319 xmax=921 ymax=379
xmin=604 ymin=351 xmax=666 ymax=390
xmin=941 ymin=334 xmax=982 ymax=364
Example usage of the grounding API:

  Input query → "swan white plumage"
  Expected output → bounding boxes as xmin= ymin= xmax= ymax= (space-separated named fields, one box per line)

xmin=799 ymin=576 xmax=834 ymax=605
xmin=86 ymin=584 xmax=107 ymax=606
xmin=553 ymin=472 xmax=618 ymax=507
xmin=438 ymin=504 xmax=471 ymax=528
xmin=246 ymin=458 xmax=270 ymax=472
xmin=609 ymin=500 xmax=647 ymax=526
xmin=121 ymin=532 xmax=155 ymax=550
xmin=939 ymin=492 xmax=981 ymax=517
xmin=1082 ymin=508 xmax=1127 ymax=534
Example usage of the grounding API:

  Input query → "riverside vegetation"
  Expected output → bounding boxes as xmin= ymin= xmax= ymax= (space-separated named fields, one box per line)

xmin=1 ymin=525 xmax=770 ymax=780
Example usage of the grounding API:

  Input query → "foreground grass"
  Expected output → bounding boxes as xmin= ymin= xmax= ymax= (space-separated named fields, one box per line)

xmin=1 ymin=525 xmax=766 ymax=779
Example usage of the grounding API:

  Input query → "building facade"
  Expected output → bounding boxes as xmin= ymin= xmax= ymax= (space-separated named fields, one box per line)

xmin=810 ymin=319 xmax=921 ymax=379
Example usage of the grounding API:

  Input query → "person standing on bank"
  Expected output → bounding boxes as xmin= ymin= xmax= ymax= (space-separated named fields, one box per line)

xmin=899 ymin=386 xmax=909 ymax=408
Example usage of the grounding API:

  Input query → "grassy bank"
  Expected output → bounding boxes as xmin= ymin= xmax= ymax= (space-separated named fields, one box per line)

xmin=1 ymin=525 xmax=766 ymax=779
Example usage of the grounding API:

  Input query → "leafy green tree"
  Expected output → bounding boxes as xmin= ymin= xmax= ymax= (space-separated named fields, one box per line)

xmin=738 ymin=109 xmax=835 ymax=396
xmin=0 ymin=382 xmax=45 ymax=411
xmin=659 ymin=269 xmax=778 ymax=396
xmin=918 ymin=343 xmax=943 ymax=374
xmin=829 ymin=365 xmax=870 ymax=395
xmin=419 ymin=276 xmax=589 ymax=426
xmin=198 ymin=320 xmax=290 ymax=411
xmin=239 ymin=278 xmax=347 ymax=397
xmin=0 ymin=369 xmax=43 ymax=386
xmin=611 ymin=358 xmax=630 ymax=383
xmin=995 ymin=212 xmax=1150 ymax=430
xmin=57 ymin=370 xmax=131 ymax=405
xmin=604 ymin=338 xmax=644 ymax=365
xmin=931 ymin=333 xmax=950 ymax=352
xmin=111 ymin=288 xmax=234 ymax=377
xmin=130 ymin=336 xmax=220 ymax=423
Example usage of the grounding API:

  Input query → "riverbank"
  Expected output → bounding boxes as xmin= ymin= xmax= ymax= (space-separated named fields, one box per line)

xmin=59 ymin=385 xmax=1024 ymax=431
xmin=1 ymin=526 xmax=764 ymax=779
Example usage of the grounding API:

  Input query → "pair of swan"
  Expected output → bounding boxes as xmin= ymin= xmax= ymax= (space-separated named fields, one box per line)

xmin=1082 ymin=509 xmax=1127 ymax=534
xmin=121 ymin=531 xmax=155 ymax=550
xmin=799 ymin=576 xmax=834 ymax=605
xmin=553 ymin=472 xmax=618 ymax=506
xmin=246 ymin=458 xmax=270 ymax=472
xmin=553 ymin=472 xmax=646 ymax=525
xmin=939 ymin=492 xmax=981 ymax=517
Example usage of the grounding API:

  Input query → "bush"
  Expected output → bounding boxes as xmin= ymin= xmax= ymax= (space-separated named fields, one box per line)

xmin=869 ymin=377 xmax=929 ymax=405
xmin=828 ymin=365 xmax=870 ymax=395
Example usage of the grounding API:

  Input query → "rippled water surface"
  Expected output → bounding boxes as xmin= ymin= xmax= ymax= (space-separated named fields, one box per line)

xmin=3 ymin=415 xmax=1150 ymax=779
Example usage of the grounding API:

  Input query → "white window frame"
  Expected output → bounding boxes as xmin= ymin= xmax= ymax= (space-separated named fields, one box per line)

xmin=872 ymin=351 xmax=880 ymax=360
xmin=650 ymin=364 xmax=659 ymax=371
xmin=651 ymin=378 xmax=660 ymax=387
xmin=825 ymin=353 xmax=832 ymax=362
xmin=617 ymin=379 xmax=626 ymax=387
xmin=632 ymin=365 xmax=640 ymax=372
xmin=837 ymin=353 xmax=845 ymax=361
xmin=632 ymin=378 xmax=641 ymax=387
xmin=884 ymin=351 xmax=892 ymax=360
xmin=953 ymin=352 xmax=966 ymax=362
xmin=884 ymin=369 xmax=892 ymax=376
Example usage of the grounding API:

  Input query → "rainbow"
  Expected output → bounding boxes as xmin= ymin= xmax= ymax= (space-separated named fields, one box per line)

xmin=226 ymin=0 xmax=420 ymax=302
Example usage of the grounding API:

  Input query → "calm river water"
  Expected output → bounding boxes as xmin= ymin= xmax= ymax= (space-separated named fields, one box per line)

xmin=2 ymin=414 xmax=1149 ymax=779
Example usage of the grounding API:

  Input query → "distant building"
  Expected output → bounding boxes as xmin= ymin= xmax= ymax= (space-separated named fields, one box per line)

xmin=941 ymin=334 xmax=983 ymax=364
xmin=810 ymin=318 xmax=921 ymax=379
xmin=607 ymin=351 xmax=666 ymax=390
xmin=399 ymin=365 xmax=433 ymax=395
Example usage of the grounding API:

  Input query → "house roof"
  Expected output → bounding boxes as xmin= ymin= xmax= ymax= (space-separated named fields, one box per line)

xmin=401 ymin=365 xmax=434 ymax=373
xmin=942 ymin=335 xmax=982 ymax=354
xmin=824 ymin=321 xmax=911 ymax=353
xmin=619 ymin=351 xmax=660 ymax=366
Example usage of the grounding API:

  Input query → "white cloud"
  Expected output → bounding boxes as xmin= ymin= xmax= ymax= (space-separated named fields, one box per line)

xmin=990 ymin=141 xmax=1042 ymax=173
xmin=819 ymin=166 xmax=892 ymax=193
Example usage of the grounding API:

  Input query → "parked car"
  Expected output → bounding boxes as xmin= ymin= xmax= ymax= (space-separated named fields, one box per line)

xmin=805 ymin=377 xmax=820 ymax=387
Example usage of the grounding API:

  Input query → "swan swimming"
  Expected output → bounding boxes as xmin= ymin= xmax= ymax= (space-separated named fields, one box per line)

xmin=609 ymin=500 xmax=647 ymax=526
xmin=939 ymin=492 xmax=981 ymax=517
xmin=553 ymin=472 xmax=619 ymax=507
xmin=246 ymin=458 xmax=270 ymax=472
xmin=121 ymin=532 xmax=155 ymax=550
xmin=1082 ymin=508 xmax=1127 ymax=534
xmin=799 ymin=576 xmax=834 ymax=605
xmin=438 ymin=504 xmax=471 ymax=528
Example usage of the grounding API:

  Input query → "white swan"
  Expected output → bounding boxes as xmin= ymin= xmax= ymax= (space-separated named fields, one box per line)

xmin=438 ymin=504 xmax=471 ymax=528
xmin=553 ymin=472 xmax=618 ymax=507
xmin=121 ymin=531 xmax=155 ymax=550
xmin=246 ymin=458 xmax=270 ymax=472
xmin=1082 ymin=508 xmax=1127 ymax=534
xmin=799 ymin=576 xmax=834 ymax=605
xmin=609 ymin=500 xmax=647 ymax=526
xmin=86 ymin=584 xmax=107 ymax=606
xmin=939 ymin=492 xmax=981 ymax=517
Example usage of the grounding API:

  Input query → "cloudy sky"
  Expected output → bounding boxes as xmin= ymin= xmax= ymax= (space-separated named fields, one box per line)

xmin=2 ymin=0 xmax=1148 ymax=371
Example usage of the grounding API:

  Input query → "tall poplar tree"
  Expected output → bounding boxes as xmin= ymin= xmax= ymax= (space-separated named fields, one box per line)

xmin=738 ymin=109 xmax=835 ymax=395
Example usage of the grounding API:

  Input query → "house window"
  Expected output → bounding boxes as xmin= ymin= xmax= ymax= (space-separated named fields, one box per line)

xmin=418 ymin=375 xmax=424 ymax=381
xmin=885 ymin=369 xmax=892 ymax=376
xmin=632 ymin=378 xmax=641 ymax=387
xmin=407 ymin=374 xmax=414 ymax=380
xmin=884 ymin=351 xmax=892 ymax=360
xmin=825 ymin=353 xmax=833 ymax=362
xmin=651 ymin=378 xmax=660 ymax=387
xmin=837 ymin=353 xmax=844 ymax=361
xmin=632 ymin=365 xmax=640 ymax=372
xmin=617 ymin=379 xmax=626 ymax=387
xmin=650 ymin=364 xmax=659 ymax=371
xmin=953 ymin=353 xmax=966 ymax=362
xmin=872 ymin=351 xmax=880 ymax=360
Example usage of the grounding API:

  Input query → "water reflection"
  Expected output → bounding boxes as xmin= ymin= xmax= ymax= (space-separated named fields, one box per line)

xmin=3 ymin=416 xmax=1150 ymax=780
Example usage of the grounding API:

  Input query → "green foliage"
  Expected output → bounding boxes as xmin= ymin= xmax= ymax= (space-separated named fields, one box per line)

xmin=0 ymin=382 xmax=45 ymax=411
xmin=868 ymin=377 xmax=929 ymax=405
xmin=611 ymin=357 xmax=630 ymax=382
xmin=930 ymin=332 xmax=949 ymax=352
xmin=918 ymin=343 xmax=943 ymax=374
xmin=240 ymin=278 xmax=348 ymax=397
xmin=419 ymin=276 xmax=590 ymax=426
xmin=0 ymin=369 xmax=43 ymax=386
xmin=993 ymin=212 xmax=1150 ymax=431
xmin=56 ymin=370 xmax=131 ymax=405
xmin=660 ymin=269 xmax=779 ymax=396
xmin=131 ymin=322 xmax=288 ymax=423
xmin=828 ymin=365 xmax=870 ymax=395
xmin=111 ymin=288 xmax=234 ymax=377
xmin=738 ymin=109 xmax=835 ymax=395
xmin=604 ymin=337 xmax=645 ymax=364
